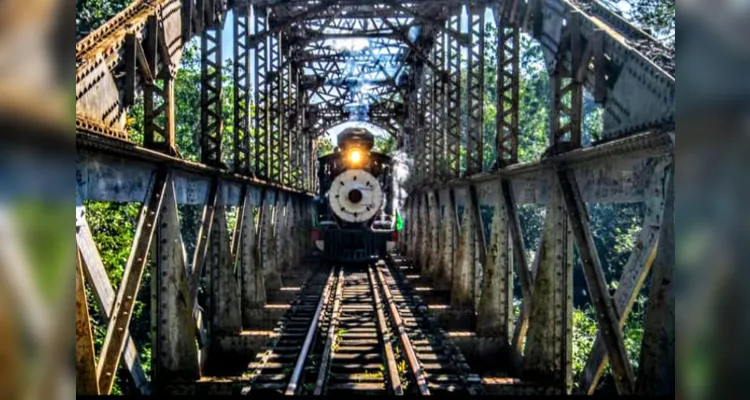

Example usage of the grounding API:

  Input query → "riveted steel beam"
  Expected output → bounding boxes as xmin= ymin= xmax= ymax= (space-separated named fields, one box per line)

xmin=96 ymin=168 xmax=170 ymax=394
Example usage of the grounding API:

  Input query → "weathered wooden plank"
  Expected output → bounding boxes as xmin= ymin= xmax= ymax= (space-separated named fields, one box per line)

xmin=522 ymin=184 xmax=573 ymax=392
xmin=97 ymin=169 xmax=169 ymax=394
xmin=76 ymin=206 xmax=150 ymax=394
xmin=578 ymin=162 xmax=668 ymax=393
xmin=556 ymin=169 xmax=635 ymax=394
xmin=76 ymin=248 xmax=100 ymax=395
xmin=153 ymin=179 xmax=200 ymax=383
xmin=636 ymin=166 xmax=674 ymax=395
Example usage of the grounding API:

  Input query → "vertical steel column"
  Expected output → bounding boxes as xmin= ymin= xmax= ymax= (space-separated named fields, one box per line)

xmin=424 ymin=58 xmax=435 ymax=181
xmin=446 ymin=13 xmax=462 ymax=178
xmin=234 ymin=5 xmax=252 ymax=174
xmin=433 ymin=31 xmax=447 ymax=178
xmin=494 ymin=4 xmax=520 ymax=166
xmin=142 ymin=15 xmax=176 ymax=154
xmin=549 ymin=12 xmax=583 ymax=149
xmin=290 ymin=64 xmax=303 ymax=189
xmin=269 ymin=32 xmax=282 ymax=183
xmin=281 ymin=45 xmax=293 ymax=187
xmin=407 ymin=69 xmax=421 ymax=182
xmin=254 ymin=7 xmax=270 ymax=179
xmin=465 ymin=2 xmax=485 ymax=175
xmin=200 ymin=15 xmax=224 ymax=167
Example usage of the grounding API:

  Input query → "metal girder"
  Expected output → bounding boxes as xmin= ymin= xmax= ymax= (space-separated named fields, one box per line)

xmin=234 ymin=5 xmax=253 ymax=175
xmin=248 ymin=0 xmax=338 ymax=46
xmin=96 ymin=168 xmax=170 ymax=394
xmin=269 ymin=32 xmax=283 ymax=183
xmin=494 ymin=4 xmax=520 ymax=167
xmin=200 ymin=24 xmax=224 ymax=167
xmin=446 ymin=13 xmax=461 ymax=177
xmin=556 ymin=168 xmax=636 ymax=394
xmin=141 ymin=15 xmax=178 ymax=155
xmin=464 ymin=2 xmax=485 ymax=176
xmin=76 ymin=248 xmax=99 ymax=395
xmin=254 ymin=7 xmax=271 ymax=179
xmin=432 ymin=30 xmax=447 ymax=176
xmin=549 ymin=11 xmax=584 ymax=151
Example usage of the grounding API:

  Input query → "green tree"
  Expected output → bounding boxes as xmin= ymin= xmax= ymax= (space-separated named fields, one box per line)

xmin=76 ymin=0 xmax=131 ymax=41
xmin=374 ymin=134 xmax=396 ymax=154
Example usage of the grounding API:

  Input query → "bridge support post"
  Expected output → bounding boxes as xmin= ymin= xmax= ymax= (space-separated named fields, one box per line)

xmin=261 ymin=190 xmax=282 ymax=292
xmin=522 ymin=184 xmax=573 ymax=393
xmin=418 ymin=194 xmax=431 ymax=276
xmin=436 ymin=189 xmax=455 ymax=291
xmin=578 ymin=159 xmax=671 ymax=394
xmin=476 ymin=186 xmax=514 ymax=341
xmin=152 ymin=178 xmax=200 ymax=387
xmin=208 ymin=205 xmax=242 ymax=336
xmin=76 ymin=248 xmax=99 ymax=395
xmin=238 ymin=188 xmax=266 ymax=328
xmin=407 ymin=196 xmax=418 ymax=262
xmin=636 ymin=166 xmax=674 ymax=395
xmin=427 ymin=191 xmax=441 ymax=282
xmin=452 ymin=189 xmax=477 ymax=310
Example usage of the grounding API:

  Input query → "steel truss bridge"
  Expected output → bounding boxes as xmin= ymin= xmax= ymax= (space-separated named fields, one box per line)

xmin=75 ymin=0 xmax=674 ymax=396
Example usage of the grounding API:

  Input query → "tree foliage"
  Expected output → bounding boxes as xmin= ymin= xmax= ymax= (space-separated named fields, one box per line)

xmin=76 ymin=0 xmax=131 ymax=41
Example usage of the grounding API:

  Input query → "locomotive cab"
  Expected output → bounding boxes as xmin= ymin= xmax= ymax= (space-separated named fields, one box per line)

xmin=313 ymin=127 xmax=399 ymax=263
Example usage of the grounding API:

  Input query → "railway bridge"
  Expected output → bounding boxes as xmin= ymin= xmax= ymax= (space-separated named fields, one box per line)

xmin=75 ymin=0 xmax=674 ymax=396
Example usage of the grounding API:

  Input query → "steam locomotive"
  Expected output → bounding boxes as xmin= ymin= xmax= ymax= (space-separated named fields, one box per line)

xmin=312 ymin=127 xmax=401 ymax=263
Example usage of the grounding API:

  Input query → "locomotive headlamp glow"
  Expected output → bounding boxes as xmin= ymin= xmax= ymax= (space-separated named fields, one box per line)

xmin=348 ymin=149 xmax=363 ymax=165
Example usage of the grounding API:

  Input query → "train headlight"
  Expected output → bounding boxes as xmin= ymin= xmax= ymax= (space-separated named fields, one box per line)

xmin=348 ymin=149 xmax=363 ymax=165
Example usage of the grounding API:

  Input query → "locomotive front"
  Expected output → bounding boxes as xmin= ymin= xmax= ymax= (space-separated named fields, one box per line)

xmin=313 ymin=127 xmax=399 ymax=263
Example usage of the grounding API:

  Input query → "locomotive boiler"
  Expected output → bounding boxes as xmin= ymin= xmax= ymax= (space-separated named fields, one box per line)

xmin=312 ymin=127 xmax=401 ymax=263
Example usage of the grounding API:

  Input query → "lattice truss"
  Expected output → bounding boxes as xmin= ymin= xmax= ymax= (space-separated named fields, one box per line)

xmin=76 ymin=0 xmax=674 ymax=190
xmin=74 ymin=0 xmax=675 ymax=396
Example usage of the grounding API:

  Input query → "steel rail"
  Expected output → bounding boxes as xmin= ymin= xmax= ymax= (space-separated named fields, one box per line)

xmin=313 ymin=267 xmax=346 ymax=395
xmin=367 ymin=266 xmax=404 ymax=395
xmin=374 ymin=262 xmax=431 ymax=395
xmin=284 ymin=266 xmax=339 ymax=395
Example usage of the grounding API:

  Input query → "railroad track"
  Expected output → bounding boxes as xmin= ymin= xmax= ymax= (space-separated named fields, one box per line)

xmin=241 ymin=261 xmax=484 ymax=395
